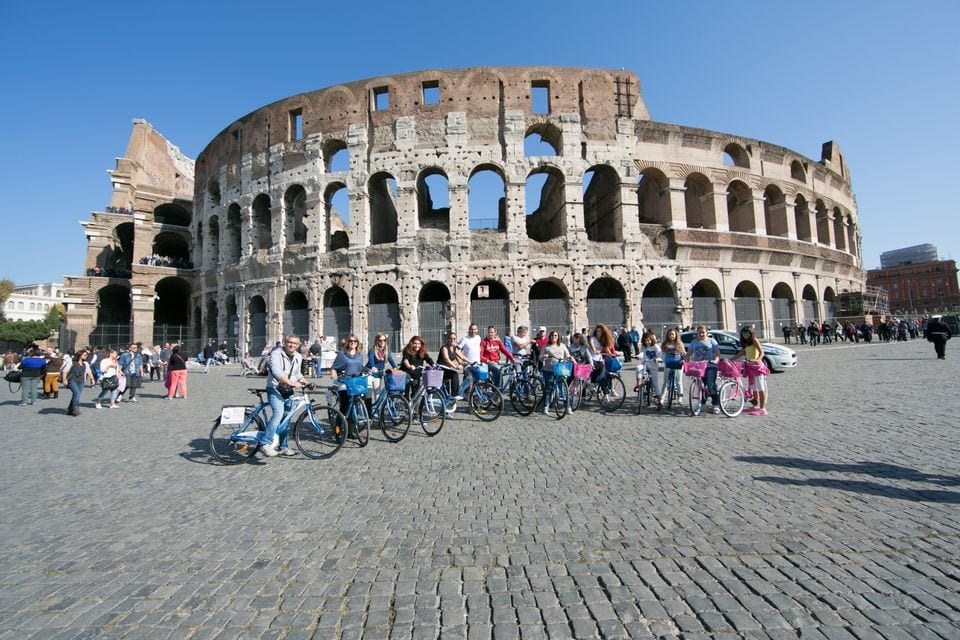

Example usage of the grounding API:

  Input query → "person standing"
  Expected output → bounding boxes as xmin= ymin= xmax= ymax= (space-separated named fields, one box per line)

xmin=540 ymin=330 xmax=572 ymax=414
xmin=42 ymin=349 xmax=63 ymax=399
xmin=458 ymin=324 xmax=482 ymax=364
xmin=926 ymin=315 xmax=951 ymax=360
xmin=165 ymin=345 xmax=188 ymax=399
xmin=62 ymin=349 xmax=94 ymax=416
xmin=259 ymin=335 xmax=305 ymax=457
xmin=438 ymin=331 xmax=471 ymax=399
xmin=687 ymin=326 xmax=721 ymax=414
xmin=735 ymin=326 xmax=769 ymax=415
xmin=94 ymin=349 xmax=121 ymax=409
xmin=480 ymin=326 xmax=515 ymax=387
xmin=117 ymin=343 xmax=144 ymax=403
xmin=18 ymin=348 xmax=47 ymax=406
xmin=203 ymin=340 xmax=216 ymax=373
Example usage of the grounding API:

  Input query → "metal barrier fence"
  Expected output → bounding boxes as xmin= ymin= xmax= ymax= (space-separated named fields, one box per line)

xmin=529 ymin=299 xmax=572 ymax=336
xmin=692 ymin=297 xmax=722 ymax=330
xmin=734 ymin=298 xmax=765 ymax=338
xmin=586 ymin=298 xmax=625 ymax=331
xmin=470 ymin=299 xmax=510 ymax=339
xmin=640 ymin=297 xmax=680 ymax=335
xmin=418 ymin=300 xmax=450 ymax=355
xmin=367 ymin=302 xmax=402 ymax=353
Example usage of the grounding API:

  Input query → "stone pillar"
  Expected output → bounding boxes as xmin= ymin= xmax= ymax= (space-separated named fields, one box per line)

xmin=711 ymin=190 xmax=730 ymax=232
xmin=395 ymin=182 xmax=416 ymax=243
xmin=666 ymin=180 xmax=687 ymax=229
xmin=751 ymin=190 xmax=767 ymax=236
xmin=719 ymin=268 xmax=734 ymax=329
xmin=130 ymin=285 xmax=154 ymax=347
xmin=783 ymin=199 xmax=797 ymax=240
xmin=619 ymin=181 xmax=640 ymax=242
xmin=504 ymin=180 xmax=527 ymax=251
xmin=236 ymin=285 xmax=248 ymax=356
xmin=448 ymin=183 xmax=469 ymax=235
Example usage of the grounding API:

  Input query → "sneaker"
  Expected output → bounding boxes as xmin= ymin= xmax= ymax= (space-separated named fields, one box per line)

xmin=633 ymin=384 xmax=640 ymax=392
xmin=18 ymin=403 xmax=28 ymax=407
xmin=261 ymin=444 xmax=278 ymax=457
xmin=754 ymin=408 xmax=768 ymax=416
xmin=744 ymin=406 xmax=759 ymax=415
xmin=109 ymin=404 xmax=119 ymax=409
xmin=279 ymin=447 xmax=298 ymax=457
xmin=453 ymin=395 xmax=464 ymax=401
xmin=712 ymin=406 xmax=721 ymax=414
xmin=130 ymin=398 xmax=138 ymax=403
xmin=544 ymin=405 xmax=550 ymax=415
xmin=163 ymin=397 xmax=171 ymax=400
xmin=95 ymin=403 xmax=102 ymax=409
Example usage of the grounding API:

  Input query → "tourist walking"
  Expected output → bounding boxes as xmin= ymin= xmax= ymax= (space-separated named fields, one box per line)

xmin=165 ymin=345 xmax=188 ymax=399
xmin=95 ymin=349 xmax=121 ymax=409
xmin=926 ymin=315 xmax=951 ymax=360
xmin=42 ymin=349 xmax=63 ymax=399
xmin=117 ymin=343 xmax=144 ymax=402
xmin=17 ymin=348 xmax=46 ymax=406
xmin=62 ymin=349 xmax=94 ymax=416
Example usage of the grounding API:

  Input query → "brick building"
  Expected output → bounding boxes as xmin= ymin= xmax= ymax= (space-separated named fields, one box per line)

xmin=866 ymin=259 xmax=960 ymax=313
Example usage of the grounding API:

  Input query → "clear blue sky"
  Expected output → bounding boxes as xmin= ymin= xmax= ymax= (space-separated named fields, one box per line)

xmin=1 ymin=0 xmax=957 ymax=286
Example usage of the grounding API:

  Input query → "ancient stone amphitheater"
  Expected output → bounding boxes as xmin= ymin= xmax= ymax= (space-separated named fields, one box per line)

xmin=64 ymin=66 xmax=863 ymax=354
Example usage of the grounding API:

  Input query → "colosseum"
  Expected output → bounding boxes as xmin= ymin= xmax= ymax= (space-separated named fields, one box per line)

xmin=63 ymin=66 xmax=863 ymax=354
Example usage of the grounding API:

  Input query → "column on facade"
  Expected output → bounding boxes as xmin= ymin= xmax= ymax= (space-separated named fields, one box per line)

xmin=750 ymin=189 xmax=768 ymax=236
xmin=448 ymin=183 xmax=469 ymax=235
xmin=350 ymin=190 xmax=368 ymax=249
xmin=665 ymin=179 xmax=687 ymax=229
xmin=710 ymin=189 xmax=730 ymax=232
xmin=241 ymin=201 xmax=253 ymax=258
xmin=395 ymin=180 xmax=416 ymax=244
xmin=718 ymin=268 xmax=734 ymax=331
xmin=782 ymin=198 xmax=798 ymax=240
xmin=619 ymin=178 xmax=642 ymax=243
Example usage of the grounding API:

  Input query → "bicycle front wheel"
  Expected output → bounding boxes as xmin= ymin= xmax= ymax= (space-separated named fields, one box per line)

xmin=552 ymin=383 xmax=568 ymax=420
xmin=293 ymin=403 xmax=347 ymax=459
xmin=598 ymin=375 xmax=626 ymax=412
xmin=470 ymin=381 xmax=503 ymax=422
xmin=568 ymin=378 xmax=585 ymax=413
xmin=688 ymin=379 xmax=704 ymax=416
xmin=352 ymin=402 xmax=371 ymax=447
xmin=664 ymin=371 xmax=676 ymax=409
xmin=379 ymin=394 xmax=411 ymax=443
xmin=510 ymin=378 xmax=540 ymax=416
xmin=418 ymin=389 xmax=446 ymax=436
xmin=718 ymin=381 xmax=745 ymax=417
xmin=209 ymin=408 xmax=264 ymax=464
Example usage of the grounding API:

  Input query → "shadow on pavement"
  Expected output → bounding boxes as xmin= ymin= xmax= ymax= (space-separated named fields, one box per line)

xmin=752 ymin=476 xmax=960 ymax=504
xmin=735 ymin=456 xmax=960 ymax=486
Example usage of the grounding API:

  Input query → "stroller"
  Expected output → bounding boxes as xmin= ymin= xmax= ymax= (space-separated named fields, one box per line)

xmin=240 ymin=356 xmax=266 ymax=377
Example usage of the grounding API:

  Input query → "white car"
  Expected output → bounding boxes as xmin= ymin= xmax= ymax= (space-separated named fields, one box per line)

xmin=680 ymin=330 xmax=797 ymax=372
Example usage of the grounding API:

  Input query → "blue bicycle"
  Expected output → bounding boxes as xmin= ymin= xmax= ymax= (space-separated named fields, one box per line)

xmin=543 ymin=360 xmax=573 ymax=419
xmin=370 ymin=371 xmax=412 ymax=442
xmin=208 ymin=385 xmax=346 ymax=464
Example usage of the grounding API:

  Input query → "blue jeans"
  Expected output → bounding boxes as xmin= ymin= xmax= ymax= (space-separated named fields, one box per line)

xmin=704 ymin=365 xmax=719 ymax=405
xmin=20 ymin=377 xmax=40 ymax=404
xmin=542 ymin=370 xmax=556 ymax=406
xmin=68 ymin=380 xmax=83 ymax=410
xmin=204 ymin=357 xmax=213 ymax=373
xmin=260 ymin=387 xmax=288 ymax=448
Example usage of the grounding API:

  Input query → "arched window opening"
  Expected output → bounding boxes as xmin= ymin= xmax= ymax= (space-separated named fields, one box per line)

xmin=225 ymin=204 xmax=242 ymax=261
xmin=468 ymin=166 xmax=506 ymax=231
xmin=323 ymin=286 xmax=351 ymax=344
xmin=846 ymin=217 xmax=857 ymax=258
xmin=94 ymin=222 xmax=134 ymax=277
xmin=684 ymin=173 xmax=715 ymax=229
xmin=822 ymin=287 xmax=836 ymax=322
xmin=722 ymin=143 xmax=750 ymax=169
xmin=815 ymin=200 xmax=830 ymax=246
xmin=368 ymin=284 xmax=401 ymax=351
xmin=248 ymin=296 xmax=267 ymax=356
xmin=733 ymin=281 xmax=764 ymax=338
xmin=369 ymin=172 xmax=398 ymax=245
xmin=284 ymin=185 xmax=308 ymax=244
xmin=802 ymin=285 xmax=819 ymax=324
xmin=726 ymin=181 xmax=755 ymax=233
xmin=283 ymin=290 xmax=309 ymax=340
xmin=206 ymin=299 xmax=219 ymax=342
xmin=225 ymin=296 xmax=238 ymax=348
xmin=790 ymin=160 xmax=806 ymax=183
xmin=763 ymin=185 xmax=788 ymax=237
xmin=586 ymin=278 xmax=626 ymax=329
xmin=692 ymin=280 xmax=723 ymax=330
xmin=529 ymin=280 xmax=570 ymax=336
xmin=151 ymin=232 xmax=191 ymax=265
xmin=207 ymin=180 xmax=221 ymax=208
xmin=583 ymin=165 xmax=622 ymax=242
xmin=641 ymin=278 xmax=679 ymax=334
xmin=794 ymin=195 xmax=812 ymax=242
xmin=418 ymin=282 xmax=451 ymax=351
xmin=252 ymin=194 xmax=272 ymax=251
xmin=417 ymin=169 xmax=450 ymax=231
xmin=771 ymin=282 xmax=795 ymax=330
xmin=325 ymin=183 xmax=350 ymax=250
xmin=154 ymin=203 xmax=191 ymax=227
xmin=526 ymin=167 xmax=565 ymax=241
xmin=524 ymin=123 xmax=561 ymax=157
xmin=94 ymin=285 xmax=131 ymax=347
xmin=152 ymin=277 xmax=193 ymax=348
xmin=324 ymin=140 xmax=349 ymax=173
xmin=470 ymin=280 xmax=510 ymax=338
xmin=637 ymin=169 xmax=668 ymax=226
xmin=833 ymin=207 xmax=846 ymax=251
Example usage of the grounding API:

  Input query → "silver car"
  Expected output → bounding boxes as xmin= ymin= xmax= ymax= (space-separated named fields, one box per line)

xmin=680 ymin=330 xmax=797 ymax=372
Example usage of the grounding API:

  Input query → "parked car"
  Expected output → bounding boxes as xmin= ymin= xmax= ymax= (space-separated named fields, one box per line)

xmin=679 ymin=330 xmax=797 ymax=372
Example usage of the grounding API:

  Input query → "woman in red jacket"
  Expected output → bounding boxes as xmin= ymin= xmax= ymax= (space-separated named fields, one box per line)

xmin=479 ymin=326 xmax=515 ymax=387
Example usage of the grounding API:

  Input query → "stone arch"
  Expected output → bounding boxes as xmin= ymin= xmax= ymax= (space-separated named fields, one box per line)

xmin=284 ymin=184 xmax=308 ymax=245
xmin=368 ymin=283 xmax=401 ymax=351
xmin=283 ymin=290 xmax=310 ymax=340
xmin=418 ymin=281 xmax=452 ymax=350
xmin=583 ymin=164 xmax=622 ymax=242
xmin=529 ymin=279 xmax=571 ymax=335
xmin=470 ymin=280 xmax=510 ymax=337
xmin=96 ymin=284 xmax=131 ymax=325
xmin=832 ymin=206 xmax=846 ymax=251
xmin=691 ymin=279 xmax=723 ymax=330
xmin=248 ymin=295 xmax=268 ymax=355
xmin=323 ymin=139 xmax=349 ymax=173
xmin=252 ymin=194 xmax=272 ymax=250
xmin=154 ymin=276 xmax=192 ymax=332
xmin=526 ymin=166 xmax=566 ymax=241
xmin=586 ymin=277 xmax=626 ymax=329
xmin=99 ymin=221 xmax=134 ymax=274
xmin=207 ymin=214 xmax=220 ymax=264
xmin=722 ymin=142 xmax=750 ymax=169
xmin=733 ymin=280 xmax=764 ymax=337
xmin=205 ymin=297 xmax=219 ymax=341
xmin=794 ymin=195 xmax=812 ymax=242
xmin=823 ymin=287 xmax=836 ymax=321
xmin=790 ymin=160 xmax=806 ymax=183
xmin=469 ymin=164 xmax=506 ymax=231
xmin=207 ymin=180 xmax=221 ymax=208
xmin=802 ymin=284 xmax=819 ymax=323
xmin=524 ymin=122 xmax=561 ymax=156
xmin=417 ymin=167 xmax=450 ymax=231
xmin=815 ymin=199 xmax=830 ymax=246
xmin=636 ymin=168 xmax=669 ymax=226
xmin=322 ymin=286 xmax=351 ymax=343
xmin=684 ymin=172 xmax=716 ymax=229
xmin=763 ymin=184 xmax=788 ymax=237
xmin=726 ymin=180 xmax=755 ymax=233
xmin=369 ymin=172 xmax=398 ymax=245
xmin=770 ymin=281 xmax=795 ymax=329
xmin=325 ymin=182 xmax=350 ymax=250
xmin=225 ymin=204 xmax=242 ymax=261
xmin=154 ymin=203 xmax=191 ymax=227
xmin=641 ymin=278 xmax=679 ymax=334
xmin=151 ymin=232 xmax=190 ymax=264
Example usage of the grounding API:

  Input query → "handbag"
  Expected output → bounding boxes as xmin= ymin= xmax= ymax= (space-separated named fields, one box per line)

xmin=275 ymin=356 xmax=297 ymax=399
xmin=4 ymin=370 xmax=21 ymax=383
xmin=101 ymin=376 xmax=119 ymax=391
xmin=603 ymin=355 xmax=622 ymax=373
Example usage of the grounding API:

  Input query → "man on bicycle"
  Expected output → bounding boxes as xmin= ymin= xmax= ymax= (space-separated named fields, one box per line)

xmin=260 ymin=335 xmax=306 ymax=457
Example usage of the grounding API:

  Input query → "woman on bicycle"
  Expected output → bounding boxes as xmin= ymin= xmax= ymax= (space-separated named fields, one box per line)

xmin=660 ymin=327 xmax=686 ymax=401
xmin=540 ymin=330 xmax=571 ymax=415
xmin=366 ymin=333 xmax=397 ymax=390
xmin=587 ymin=324 xmax=617 ymax=391
xmin=331 ymin=335 xmax=365 ymax=412
xmin=438 ymin=332 xmax=471 ymax=399
xmin=399 ymin=336 xmax=435 ymax=386
xmin=569 ymin=332 xmax=591 ymax=364
xmin=734 ymin=325 xmax=768 ymax=415
xmin=687 ymin=325 xmax=721 ymax=414
xmin=635 ymin=331 xmax=663 ymax=409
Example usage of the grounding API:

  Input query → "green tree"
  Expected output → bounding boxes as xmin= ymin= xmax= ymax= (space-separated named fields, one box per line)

xmin=44 ymin=303 xmax=65 ymax=329
xmin=0 ymin=320 xmax=52 ymax=344
xmin=0 ymin=278 xmax=13 ymax=322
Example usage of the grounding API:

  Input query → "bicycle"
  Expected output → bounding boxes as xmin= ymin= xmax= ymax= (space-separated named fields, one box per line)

xmin=683 ymin=361 xmax=720 ymax=416
xmin=336 ymin=374 xmax=373 ymax=447
xmin=543 ymin=360 xmax=573 ymax=419
xmin=370 ymin=371 xmax=411 ymax=442
xmin=407 ymin=366 xmax=448 ymax=436
xmin=716 ymin=359 xmax=748 ymax=417
xmin=570 ymin=363 xmax=626 ymax=413
xmin=634 ymin=364 xmax=658 ymax=414
xmin=567 ymin=362 xmax=593 ymax=414
xmin=661 ymin=353 xmax=684 ymax=409
xmin=497 ymin=358 xmax=543 ymax=416
xmin=463 ymin=363 xmax=504 ymax=421
xmin=208 ymin=385 xmax=346 ymax=464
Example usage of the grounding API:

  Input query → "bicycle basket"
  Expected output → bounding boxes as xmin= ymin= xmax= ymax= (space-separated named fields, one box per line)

xmin=469 ymin=364 xmax=489 ymax=381
xmin=423 ymin=368 xmax=444 ymax=389
xmin=663 ymin=354 xmax=684 ymax=370
xmin=717 ymin=359 xmax=741 ymax=378
xmin=385 ymin=372 xmax=408 ymax=393
xmin=343 ymin=375 xmax=369 ymax=397
xmin=552 ymin=361 xmax=573 ymax=378
xmin=572 ymin=362 xmax=593 ymax=380
xmin=682 ymin=361 xmax=707 ymax=378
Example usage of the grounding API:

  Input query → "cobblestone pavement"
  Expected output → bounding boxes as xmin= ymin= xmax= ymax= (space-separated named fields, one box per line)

xmin=1 ymin=339 xmax=958 ymax=639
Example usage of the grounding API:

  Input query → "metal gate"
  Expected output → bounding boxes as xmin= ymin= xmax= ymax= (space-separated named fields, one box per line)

xmin=770 ymin=298 xmax=794 ymax=336
xmin=529 ymin=299 xmax=571 ymax=335
xmin=323 ymin=305 xmax=351 ymax=345
xmin=471 ymin=299 xmax=510 ymax=338
xmin=734 ymin=298 xmax=764 ymax=338
xmin=692 ymin=297 xmax=722 ymax=330
xmin=640 ymin=297 xmax=680 ymax=335
xmin=586 ymin=298 xmax=625 ymax=330
xmin=248 ymin=312 xmax=267 ymax=356
xmin=368 ymin=302 xmax=402 ymax=352
xmin=154 ymin=324 xmax=200 ymax=356
xmin=418 ymin=300 xmax=450 ymax=354
xmin=64 ymin=322 xmax=131 ymax=351
xmin=804 ymin=300 xmax=820 ymax=323
xmin=822 ymin=301 xmax=835 ymax=323
xmin=283 ymin=309 xmax=310 ymax=341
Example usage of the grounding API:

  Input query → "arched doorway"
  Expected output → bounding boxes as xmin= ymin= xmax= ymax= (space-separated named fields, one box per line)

xmin=206 ymin=298 xmax=219 ymax=343
xmin=471 ymin=280 xmax=510 ymax=337
xmin=640 ymin=278 xmax=679 ymax=335
xmin=323 ymin=287 xmax=351 ymax=344
xmin=586 ymin=278 xmax=626 ymax=329
xmin=418 ymin=282 xmax=451 ymax=351
xmin=733 ymin=281 xmax=764 ymax=337
xmin=823 ymin=287 xmax=836 ymax=322
xmin=529 ymin=280 xmax=570 ymax=335
xmin=802 ymin=285 xmax=819 ymax=324
xmin=225 ymin=295 xmax=238 ymax=353
xmin=283 ymin=290 xmax=309 ymax=340
xmin=92 ymin=284 xmax=131 ymax=349
xmin=770 ymin=283 xmax=795 ymax=334
xmin=248 ymin=296 xmax=267 ymax=356
xmin=153 ymin=277 xmax=194 ymax=348
xmin=691 ymin=279 xmax=723 ymax=330
xmin=368 ymin=284 xmax=401 ymax=352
